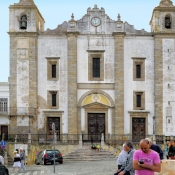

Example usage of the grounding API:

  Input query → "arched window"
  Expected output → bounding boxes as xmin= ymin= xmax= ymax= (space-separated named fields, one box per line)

xmin=165 ymin=15 xmax=171 ymax=29
xmin=20 ymin=15 xmax=27 ymax=30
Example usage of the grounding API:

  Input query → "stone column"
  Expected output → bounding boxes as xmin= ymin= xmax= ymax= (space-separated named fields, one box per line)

xmin=79 ymin=133 xmax=82 ymax=148
xmin=154 ymin=36 xmax=163 ymax=134
xmin=67 ymin=32 xmax=79 ymax=134
xmin=101 ymin=133 xmax=105 ymax=149
xmin=113 ymin=32 xmax=126 ymax=134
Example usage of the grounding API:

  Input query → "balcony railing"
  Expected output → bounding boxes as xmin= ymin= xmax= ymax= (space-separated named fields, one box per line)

xmin=0 ymin=107 xmax=36 ymax=116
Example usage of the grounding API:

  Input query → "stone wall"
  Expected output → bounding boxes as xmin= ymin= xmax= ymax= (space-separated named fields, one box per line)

xmin=6 ymin=143 xmax=79 ymax=165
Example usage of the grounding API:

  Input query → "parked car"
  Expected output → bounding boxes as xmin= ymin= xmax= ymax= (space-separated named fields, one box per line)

xmin=35 ymin=150 xmax=63 ymax=165
xmin=0 ymin=162 xmax=9 ymax=175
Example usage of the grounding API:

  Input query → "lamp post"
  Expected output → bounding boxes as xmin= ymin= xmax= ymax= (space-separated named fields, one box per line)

xmin=52 ymin=123 xmax=55 ymax=174
xmin=28 ymin=115 xmax=32 ymax=133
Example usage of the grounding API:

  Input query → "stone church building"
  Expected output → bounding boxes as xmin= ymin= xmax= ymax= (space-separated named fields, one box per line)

xmin=0 ymin=0 xmax=175 ymax=141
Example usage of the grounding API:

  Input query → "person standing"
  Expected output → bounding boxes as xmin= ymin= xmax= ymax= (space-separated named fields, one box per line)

xmin=20 ymin=148 xmax=26 ymax=170
xmin=145 ymin=138 xmax=164 ymax=160
xmin=13 ymin=150 xmax=21 ymax=172
xmin=133 ymin=139 xmax=161 ymax=175
xmin=168 ymin=140 xmax=175 ymax=160
xmin=117 ymin=144 xmax=128 ymax=169
xmin=164 ymin=141 xmax=170 ymax=159
xmin=0 ymin=153 xmax=4 ymax=165
xmin=114 ymin=141 xmax=135 ymax=175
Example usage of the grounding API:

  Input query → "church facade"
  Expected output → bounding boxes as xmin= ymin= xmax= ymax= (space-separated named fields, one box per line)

xmin=0 ymin=0 xmax=175 ymax=141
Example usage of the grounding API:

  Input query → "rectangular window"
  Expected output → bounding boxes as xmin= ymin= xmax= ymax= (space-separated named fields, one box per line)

xmin=136 ymin=95 xmax=141 ymax=107
xmin=132 ymin=58 xmax=145 ymax=81
xmin=0 ymin=98 xmax=8 ymax=112
xmin=93 ymin=58 xmax=100 ymax=78
xmin=136 ymin=65 xmax=141 ymax=78
xmin=52 ymin=94 xmax=57 ymax=106
xmin=52 ymin=65 xmax=56 ymax=78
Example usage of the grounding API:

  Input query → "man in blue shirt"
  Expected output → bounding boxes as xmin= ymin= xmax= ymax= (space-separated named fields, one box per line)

xmin=145 ymin=138 xmax=164 ymax=160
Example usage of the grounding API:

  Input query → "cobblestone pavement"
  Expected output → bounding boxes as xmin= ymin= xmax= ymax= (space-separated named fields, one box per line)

xmin=7 ymin=159 xmax=117 ymax=175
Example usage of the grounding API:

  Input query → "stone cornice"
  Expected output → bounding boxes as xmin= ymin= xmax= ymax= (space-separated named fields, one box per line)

xmin=86 ymin=50 xmax=105 ymax=52
xmin=8 ymin=32 xmax=39 ymax=36
xmin=153 ymin=32 xmax=175 ymax=36
xmin=128 ymin=110 xmax=150 ymax=113
xmin=0 ymin=82 xmax=9 ymax=86
xmin=112 ymin=32 xmax=126 ymax=36
xmin=66 ymin=32 xmax=79 ymax=37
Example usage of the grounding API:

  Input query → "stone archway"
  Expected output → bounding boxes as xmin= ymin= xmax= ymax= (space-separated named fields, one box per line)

xmin=77 ymin=90 xmax=114 ymax=135
xmin=78 ymin=90 xmax=115 ymax=107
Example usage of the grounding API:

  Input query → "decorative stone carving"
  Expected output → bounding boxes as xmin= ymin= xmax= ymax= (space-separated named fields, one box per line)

xmin=17 ymin=49 xmax=28 ymax=59
xmin=159 ymin=0 xmax=174 ymax=7
xmin=116 ymin=13 xmax=124 ymax=32
xmin=67 ymin=13 xmax=77 ymax=32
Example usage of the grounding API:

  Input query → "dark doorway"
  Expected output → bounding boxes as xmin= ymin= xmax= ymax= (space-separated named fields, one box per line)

xmin=47 ymin=117 xmax=60 ymax=139
xmin=132 ymin=118 xmax=146 ymax=142
xmin=1 ymin=126 xmax=8 ymax=141
xmin=88 ymin=113 xmax=105 ymax=142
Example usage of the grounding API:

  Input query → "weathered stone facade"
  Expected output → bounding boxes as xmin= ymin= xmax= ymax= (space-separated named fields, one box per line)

xmin=1 ymin=0 xmax=175 ymax=139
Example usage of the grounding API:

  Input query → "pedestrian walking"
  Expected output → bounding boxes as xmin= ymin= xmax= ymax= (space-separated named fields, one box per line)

xmin=114 ymin=141 xmax=135 ymax=175
xmin=145 ymin=138 xmax=164 ymax=160
xmin=164 ymin=141 xmax=170 ymax=159
xmin=133 ymin=139 xmax=161 ymax=175
xmin=117 ymin=144 xmax=128 ymax=170
xmin=168 ymin=140 xmax=175 ymax=160
xmin=20 ymin=148 xmax=26 ymax=170
xmin=0 ymin=153 xmax=4 ymax=165
xmin=13 ymin=150 xmax=21 ymax=172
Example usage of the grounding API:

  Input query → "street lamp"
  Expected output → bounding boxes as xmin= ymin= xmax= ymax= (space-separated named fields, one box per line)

xmin=52 ymin=123 xmax=56 ymax=174
xmin=28 ymin=115 xmax=32 ymax=133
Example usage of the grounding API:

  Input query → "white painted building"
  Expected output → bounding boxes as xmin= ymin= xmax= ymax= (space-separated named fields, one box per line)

xmin=0 ymin=0 xmax=175 ymax=142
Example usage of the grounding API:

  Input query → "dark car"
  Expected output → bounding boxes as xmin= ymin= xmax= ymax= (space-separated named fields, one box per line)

xmin=0 ymin=162 xmax=9 ymax=175
xmin=35 ymin=150 xmax=63 ymax=165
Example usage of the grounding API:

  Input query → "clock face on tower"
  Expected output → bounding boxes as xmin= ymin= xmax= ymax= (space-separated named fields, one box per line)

xmin=91 ymin=17 xmax=101 ymax=27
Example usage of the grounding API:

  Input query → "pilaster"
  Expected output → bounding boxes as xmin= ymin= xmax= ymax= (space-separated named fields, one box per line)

xmin=67 ymin=32 xmax=79 ymax=134
xmin=154 ymin=35 xmax=163 ymax=134
xmin=113 ymin=32 xmax=125 ymax=134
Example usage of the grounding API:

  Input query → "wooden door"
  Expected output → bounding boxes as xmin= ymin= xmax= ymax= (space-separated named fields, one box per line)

xmin=132 ymin=118 xmax=146 ymax=142
xmin=88 ymin=113 xmax=105 ymax=141
xmin=47 ymin=117 xmax=60 ymax=140
xmin=1 ymin=126 xmax=8 ymax=140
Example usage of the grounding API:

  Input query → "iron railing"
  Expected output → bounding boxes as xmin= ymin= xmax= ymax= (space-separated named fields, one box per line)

xmin=0 ymin=107 xmax=36 ymax=116
xmin=31 ymin=134 xmax=79 ymax=144
xmin=0 ymin=134 xmax=171 ymax=145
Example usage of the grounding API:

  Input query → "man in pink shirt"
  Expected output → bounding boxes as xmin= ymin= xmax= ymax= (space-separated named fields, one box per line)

xmin=133 ymin=139 xmax=161 ymax=175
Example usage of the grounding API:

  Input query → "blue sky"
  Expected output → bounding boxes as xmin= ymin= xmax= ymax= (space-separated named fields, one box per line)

xmin=0 ymin=0 xmax=163 ymax=82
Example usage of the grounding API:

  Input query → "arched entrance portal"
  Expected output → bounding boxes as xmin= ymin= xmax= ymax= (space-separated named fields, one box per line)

xmin=78 ymin=92 xmax=114 ymax=142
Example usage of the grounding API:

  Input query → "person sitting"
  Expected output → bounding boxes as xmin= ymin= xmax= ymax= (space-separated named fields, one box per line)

xmin=96 ymin=144 xmax=100 ymax=151
xmin=114 ymin=141 xmax=135 ymax=175
xmin=117 ymin=144 xmax=128 ymax=170
xmin=91 ymin=143 xmax=97 ymax=149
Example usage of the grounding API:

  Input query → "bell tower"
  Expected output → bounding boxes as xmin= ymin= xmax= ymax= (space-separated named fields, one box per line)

xmin=150 ymin=0 xmax=175 ymax=135
xmin=150 ymin=0 xmax=175 ymax=33
xmin=8 ymin=0 xmax=45 ymax=134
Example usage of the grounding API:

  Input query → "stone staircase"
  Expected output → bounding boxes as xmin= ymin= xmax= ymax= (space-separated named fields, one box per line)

xmin=63 ymin=143 xmax=116 ymax=161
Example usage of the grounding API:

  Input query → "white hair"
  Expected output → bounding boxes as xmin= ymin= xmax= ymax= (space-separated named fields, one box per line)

xmin=145 ymin=138 xmax=152 ymax=143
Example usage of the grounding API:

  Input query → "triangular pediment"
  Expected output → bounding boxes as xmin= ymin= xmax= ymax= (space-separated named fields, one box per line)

xmin=83 ymin=102 xmax=109 ymax=109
